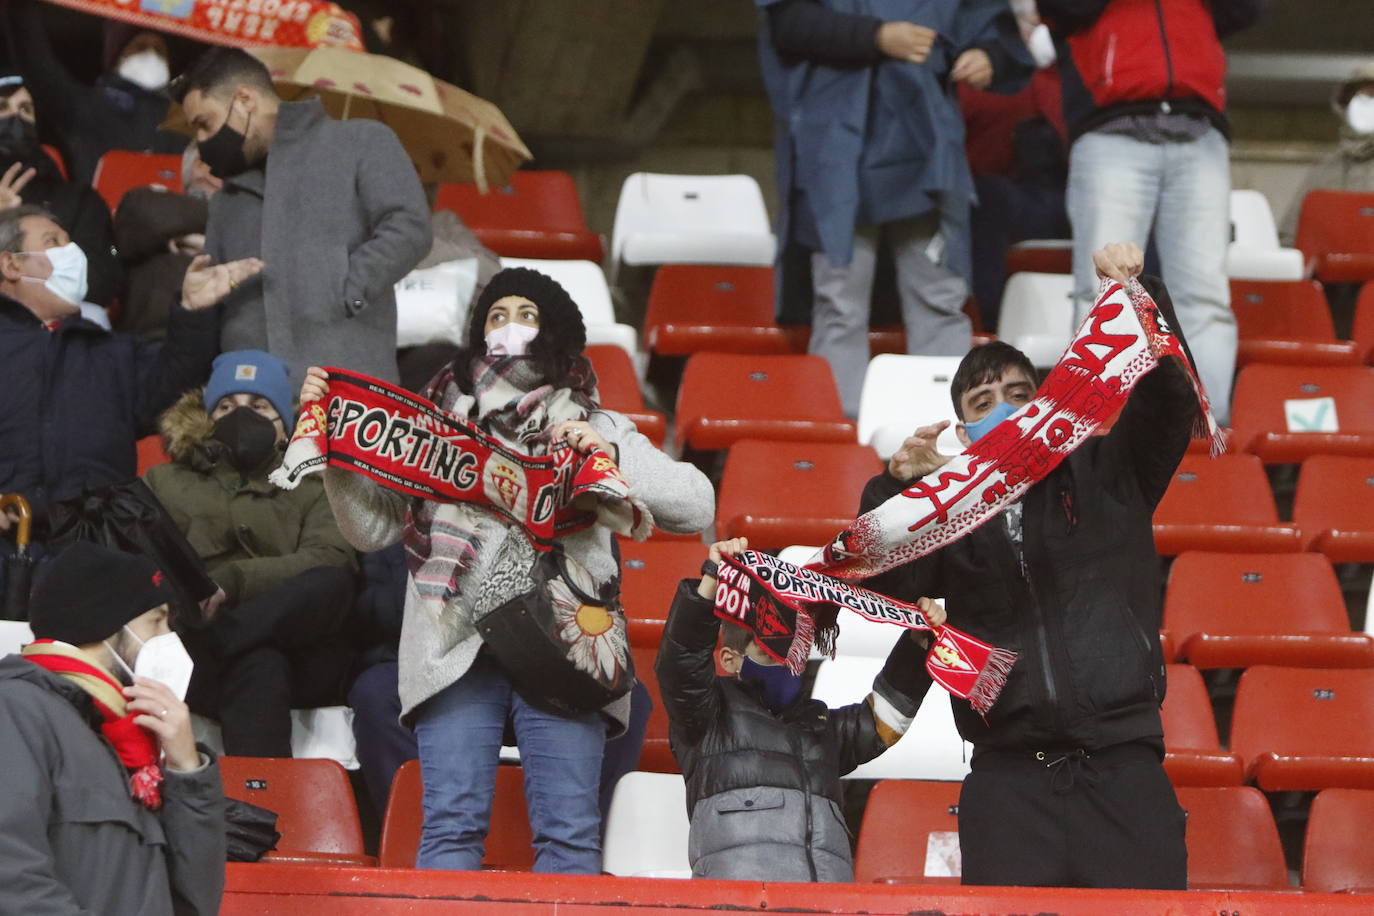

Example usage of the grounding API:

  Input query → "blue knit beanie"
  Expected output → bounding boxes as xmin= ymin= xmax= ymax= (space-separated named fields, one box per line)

xmin=203 ymin=350 xmax=294 ymax=425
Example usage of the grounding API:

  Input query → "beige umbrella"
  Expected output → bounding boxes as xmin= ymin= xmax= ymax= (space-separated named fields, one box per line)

xmin=172 ymin=47 xmax=530 ymax=190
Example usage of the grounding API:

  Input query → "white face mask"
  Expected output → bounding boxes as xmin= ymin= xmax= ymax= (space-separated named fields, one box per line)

xmin=118 ymin=50 xmax=170 ymax=92
xmin=107 ymin=626 xmax=195 ymax=701
xmin=19 ymin=242 xmax=89 ymax=306
xmin=1347 ymin=94 xmax=1374 ymax=136
xmin=485 ymin=322 xmax=539 ymax=357
xmin=1026 ymin=23 xmax=1057 ymax=69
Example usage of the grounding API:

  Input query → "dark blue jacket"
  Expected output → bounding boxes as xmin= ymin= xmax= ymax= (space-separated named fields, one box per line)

xmin=0 ymin=293 xmax=218 ymax=528
xmin=757 ymin=0 xmax=1031 ymax=322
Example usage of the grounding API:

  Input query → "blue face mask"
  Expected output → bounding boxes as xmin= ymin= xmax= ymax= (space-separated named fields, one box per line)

xmin=962 ymin=399 xmax=1020 ymax=444
xmin=740 ymin=656 xmax=803 ymax=713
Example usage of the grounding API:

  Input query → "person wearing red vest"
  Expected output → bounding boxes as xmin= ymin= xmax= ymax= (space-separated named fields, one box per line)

xmin=1040 ymin=0 xmax=1263 ymax=425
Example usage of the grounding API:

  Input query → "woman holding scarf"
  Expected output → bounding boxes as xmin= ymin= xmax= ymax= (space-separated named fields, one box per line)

xmin=304 ymin=267 xmax=715 ymax=873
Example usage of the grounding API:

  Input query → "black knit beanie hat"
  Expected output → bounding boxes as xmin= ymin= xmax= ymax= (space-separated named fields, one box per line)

xmin=466 ymin=267 xmax=587 ymax=357
xmin=29 ymin=542 xmax=175 ymax=645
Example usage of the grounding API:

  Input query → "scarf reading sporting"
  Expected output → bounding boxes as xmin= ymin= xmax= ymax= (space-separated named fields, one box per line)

xmin=22 ymin=641 xmax=163 ymax=809
xmin=810 ymin=278 xmax=1224 ymax=580
xmin=270 ymin=368 xmax=650 ymax=547
xmin=716 ymin=551 xmax=1016 ymax=714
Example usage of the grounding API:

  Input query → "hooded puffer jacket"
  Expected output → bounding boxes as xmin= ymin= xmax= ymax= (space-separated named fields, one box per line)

xmin=143 ymin=389 xmax=355 ymax=607
xmin=655 ymin=581 xmax=931 ymax=882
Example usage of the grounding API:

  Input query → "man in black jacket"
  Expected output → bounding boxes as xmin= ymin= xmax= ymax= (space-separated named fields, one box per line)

xmin=0 ymin=205 xmax=260 ymax=591
xmin=861 ymin=243 xmax=1196 ymax=889
xmin=655 ymin=537 xmax=940 ymax=882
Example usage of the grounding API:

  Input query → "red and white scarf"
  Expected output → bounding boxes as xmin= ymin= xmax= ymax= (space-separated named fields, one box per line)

xmin=270 ymin=367 xmax=652 ymax=548
xmin=22 ymin=640 xmax=164 ymax=809
xmin=716 ymin=551 xmax=1017 ymax=714
xmin=809 ymin=278 xmax=1224 ymax=580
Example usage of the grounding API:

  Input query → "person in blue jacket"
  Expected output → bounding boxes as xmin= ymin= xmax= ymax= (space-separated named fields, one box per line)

xmin=757 ymin=0 xmax=1031 ymax=417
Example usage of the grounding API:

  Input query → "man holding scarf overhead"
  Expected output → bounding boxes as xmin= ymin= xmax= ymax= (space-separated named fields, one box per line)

xmin=855 ymin=243 xmax=1198 ymax=889
xmin=0 ymin=543 xmax=225 ymax=915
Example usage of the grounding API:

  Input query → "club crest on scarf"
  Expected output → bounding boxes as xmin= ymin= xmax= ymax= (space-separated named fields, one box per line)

xmin=714 ymin=551 xmax=1017 ymax=714
xmin=810 ymin=278 xmax=1225 ymax=581
xmin=269 ymin=368 xmax=652 ymax=547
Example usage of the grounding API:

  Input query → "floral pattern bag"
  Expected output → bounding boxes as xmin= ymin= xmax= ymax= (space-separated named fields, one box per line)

xmin=476 ymin=531 xmax=634 ymax=716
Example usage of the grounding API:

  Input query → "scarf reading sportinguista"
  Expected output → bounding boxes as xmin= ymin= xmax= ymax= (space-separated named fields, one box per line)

xmin=270 ymin=366 xmax=652 ymax=548
xmin=809 ymin=278 xmax=1224 ymax=581
xmin=716 ymin=551 xmax=1017 ymax=714
xmin=22 ymin=641 xmax=164 ymax=809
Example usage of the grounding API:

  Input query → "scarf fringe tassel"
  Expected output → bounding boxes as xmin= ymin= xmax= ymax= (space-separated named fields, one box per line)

xmin=966 ymin=646 xmax=1018 ymax=716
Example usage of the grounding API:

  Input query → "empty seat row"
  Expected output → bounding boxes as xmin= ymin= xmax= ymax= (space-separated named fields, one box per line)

xmin=853 ymin=780 xmax=1374 ymax=892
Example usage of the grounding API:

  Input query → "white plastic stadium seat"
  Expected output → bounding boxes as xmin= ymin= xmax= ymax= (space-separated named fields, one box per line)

xmin=857 ymin=354 xmax=965 ymax=460
xmin=997 ymin=272 xmax=1075 ymax=368
xmin=192 ymin=706 xmax=360 ymax=769
xmin=0 ymin=620 xmax=33 ymax=656
xmin=609 ymin=173 xmax=776 ymax=279
xmin=602 ymin=771 xmax=693 ymax=877
xmin=499 ymin=257 xmax=642 ymax=372
xmin=811 ymin=662 xmax=972 ymax=781
xmin=1227 ymin=189 xmax=1304 ymax=281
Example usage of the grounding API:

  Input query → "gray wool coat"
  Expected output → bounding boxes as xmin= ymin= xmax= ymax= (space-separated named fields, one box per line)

xmin=208 ymin=97 xmax=432 ymax=384
xmin=0 ymin=654 xmax=226 ymax=916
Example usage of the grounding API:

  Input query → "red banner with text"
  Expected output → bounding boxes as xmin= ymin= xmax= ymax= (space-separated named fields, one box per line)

xmin=40 ymin=0 xmax=363 ymax=51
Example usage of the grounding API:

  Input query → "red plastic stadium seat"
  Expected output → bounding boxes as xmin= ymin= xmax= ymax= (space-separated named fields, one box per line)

xmin=715 ymin=440 xmax=880 ymax=551
xmin=644 ymin=265 xmax=793 ymax=356
xmin=1161 ymin=664 xmax=1243 ymax=786
xmin=584 ymin=345 xmax=665 ymax=447
xmin=633 ymin=645 xmax=677 ymax=774
xmin=434 ymin=171 xmax=603 ymax=262
xmin=1230 ymin=666 xmax=1374 ymax=791
xmin=1229 ymin=364 xmax=1374 ymax=463
xmin=1294 ymin=456 xmax=1374 ymax=563
xmin=1163 ymin=552 xmax=1374 ymax=669
xmin=136 ymin=434 xmax=171 ymax=476
xmin=91 ymin=150 xmax=182 ymax=212
xmin=1174 ymin=786 xmax=1289 ymax=890
xmin=619 ymin=538 xmax=701 ymax=647
xmin=219 ymin=757 xmax=374 ymax=866
xmin=1004 ymin=239 xmax=1073 ymax=276
xmin=377 ymin=760 xmax=534 ymax=869
xmin=41 ymin=144 xmax=66 ymax=178
xmin=1302 ymin=788 xmax=1374 ymax=893
xmin=853 ymin=779 xmax=963 ymax=884
xmin=1152 ymin=454 xmax=1300 ymax=555
xmin=674 ymin=353 xmax=855 ymax=451
xmin=1295 ymin=190 xmax=1374 ymax=284
xmin=1353 ymin=282 xmax=1374 ymax=364
xmin=1229 ymin=279 xmax=1358 ymax=366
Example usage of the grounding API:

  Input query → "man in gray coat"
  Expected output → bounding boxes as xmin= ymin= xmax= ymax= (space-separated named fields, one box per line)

xmin=174 ymin=47 xmax=432 ymax=384
xmin=0 ymin=542 xmax=225 ymax=915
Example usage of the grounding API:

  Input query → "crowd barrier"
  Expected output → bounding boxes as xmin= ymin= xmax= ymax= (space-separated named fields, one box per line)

xmin=222 ymin=864 xmax=1372 ymax=915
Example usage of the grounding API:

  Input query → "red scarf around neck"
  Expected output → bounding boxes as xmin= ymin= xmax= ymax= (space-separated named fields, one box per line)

xmin=22 ymin=640 xmax=164 ymax=809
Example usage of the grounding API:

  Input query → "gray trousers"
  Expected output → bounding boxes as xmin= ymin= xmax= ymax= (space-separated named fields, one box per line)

xmin=810 ymin=215 xmax=972 ymax=417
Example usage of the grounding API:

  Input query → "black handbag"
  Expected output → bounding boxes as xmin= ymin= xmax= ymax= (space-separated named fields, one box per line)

xmin=224 ymin=798 xmax=281 ymax=862
xmin=47 ymin=478 xmax=218 ymax=627
xmin=476 ymin=532 xmax=634 ymax=717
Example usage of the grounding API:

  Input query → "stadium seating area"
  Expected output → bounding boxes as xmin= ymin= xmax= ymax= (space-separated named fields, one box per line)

xmin=80 ymin=152 xmax=1374 ymax=905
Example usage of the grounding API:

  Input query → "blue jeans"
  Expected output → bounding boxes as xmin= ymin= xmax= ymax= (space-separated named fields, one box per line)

xmin=351 ymin=661 xmax=652 ymax=832
xmin=1067 ymin=127 xmax=1235 ymax=424
xmin=413 ymin=653 xmax=605 ymax=873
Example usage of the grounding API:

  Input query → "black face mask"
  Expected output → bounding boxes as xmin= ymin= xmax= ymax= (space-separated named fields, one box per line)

xmin=0 ymin=115 xmax=40 ymax=162
xmin=212 ymin=407 xmax=279 ymax=472
xmin=198 ymin=104 xmax=252 ymax=179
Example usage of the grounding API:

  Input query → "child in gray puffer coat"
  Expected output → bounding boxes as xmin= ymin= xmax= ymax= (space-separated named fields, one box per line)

xmin=655 ymin=537 xmax=940 ymax=882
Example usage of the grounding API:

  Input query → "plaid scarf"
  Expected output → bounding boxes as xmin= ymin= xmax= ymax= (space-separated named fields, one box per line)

xmin=810 ymin=278 xmax=1224 ymax=580
xmin=22 ymin=640 xmax=164 ymax=809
